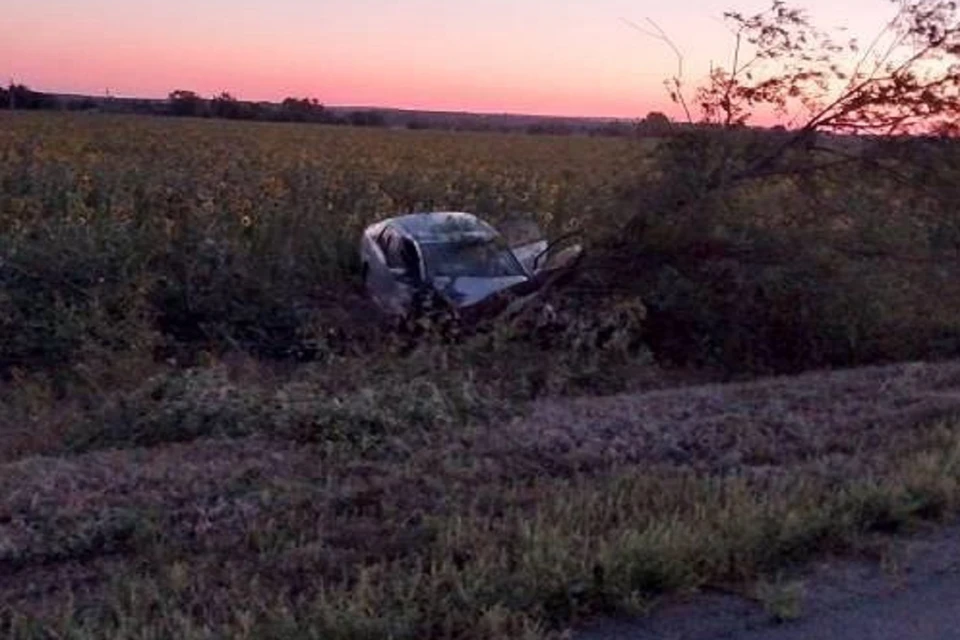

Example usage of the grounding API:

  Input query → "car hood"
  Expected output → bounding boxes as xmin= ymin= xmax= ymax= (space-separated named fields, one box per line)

xmin=432 ymin=275 xmax=530 ymax=308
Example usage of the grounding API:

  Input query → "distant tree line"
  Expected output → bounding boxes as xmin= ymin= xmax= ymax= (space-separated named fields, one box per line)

xmin=0 ymin=83 xmax=389 ymax=127
xmin=0 ymin=84 xmax=61 ymax=110
xmin=166 ymin=90 xmax=387 ymax=126
xmin=1 ymin=82 xmax=693 ymax=138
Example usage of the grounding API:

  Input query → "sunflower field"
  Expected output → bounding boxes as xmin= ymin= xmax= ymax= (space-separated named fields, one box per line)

xmin=0 ymin=112 xmax=654 ymax=374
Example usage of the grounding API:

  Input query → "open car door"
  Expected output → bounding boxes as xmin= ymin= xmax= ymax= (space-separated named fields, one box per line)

xmin=498 ymin=217 xmax=548 ymax=276
xmin=499 ymin=216 xmax=583 ymax=277
xmin=536 ymin=231 xmax=584 ymax=274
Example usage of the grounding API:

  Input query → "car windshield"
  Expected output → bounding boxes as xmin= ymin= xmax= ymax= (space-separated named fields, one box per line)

xmin=420 ymin=238 xmax=527 ymax=279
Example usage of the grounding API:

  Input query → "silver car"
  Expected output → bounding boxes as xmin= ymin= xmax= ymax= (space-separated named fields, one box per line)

xmin=359 ymin=211 xmax=581 ymax=322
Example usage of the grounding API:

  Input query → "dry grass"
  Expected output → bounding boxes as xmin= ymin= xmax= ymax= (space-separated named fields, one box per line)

xmin=500 ymin=360 xmax=960 ymax=472
xmin=3 ymin=360 xmax=960 ymax=638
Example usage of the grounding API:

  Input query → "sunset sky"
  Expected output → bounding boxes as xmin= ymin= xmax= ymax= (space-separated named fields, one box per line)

xmin=2 ymin=0 xmax=901 ymax=118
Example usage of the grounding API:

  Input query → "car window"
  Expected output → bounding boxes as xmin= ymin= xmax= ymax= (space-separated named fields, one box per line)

xmin=399 ymin=238 xmax=420 ymax=275
xmin=378 ymin=228 xmax=403 ymax=268
xmin=420 ymin=238 xmax=526 ymax=279
xmin=379 ymin=228 xmax=420 ymax=277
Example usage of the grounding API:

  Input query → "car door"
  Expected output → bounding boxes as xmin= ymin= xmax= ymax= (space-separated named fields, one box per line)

xmin=361 ymin=225 xmax=397 ymax=313
xmin=499 ymin=216 xmax=583 ymax=277
xmin=375 ymin=226 xmax=420 ymax=315
xmin=498 ymin=216 xmax=548 ymax=275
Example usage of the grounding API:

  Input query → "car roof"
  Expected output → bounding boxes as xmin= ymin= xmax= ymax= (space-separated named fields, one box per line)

xmin=390 ymin=212 xmax=498 ymax=244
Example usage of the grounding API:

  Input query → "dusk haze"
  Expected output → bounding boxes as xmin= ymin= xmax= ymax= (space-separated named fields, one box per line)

xmin=4 ymin=0 xmax=900 ymax=117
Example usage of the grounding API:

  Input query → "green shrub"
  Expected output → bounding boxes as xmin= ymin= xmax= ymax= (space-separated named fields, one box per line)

xmin=642 ymin=250 xmax=890 ymax=372
xmin=603 ymin=130 xmax=960 ymax=375
xmin=67 ymin=367 xmax=263 ymax=450
xmin=0 ymin=216 xmax=157 ymax=379
xmin=68 ymin=364 xmax=501 ymax=452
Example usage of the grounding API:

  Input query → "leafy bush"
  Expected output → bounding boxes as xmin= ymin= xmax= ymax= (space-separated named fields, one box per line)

xmin=149 ymin=234 xmax=320 ymax=361
xmin=67 ymin=364 xmax=501 ymax=452
xmin=0 ymin=215 xmax=157 ymax=379
xmin=601 ymin=130 xmax=960 ymax=374
xmin=67 ymin=367 xmax=264 ymax=450
xmin=643 ymin=252 xmax=888 ymax=372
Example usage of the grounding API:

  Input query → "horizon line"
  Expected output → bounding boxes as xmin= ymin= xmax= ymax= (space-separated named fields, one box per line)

xmin=16 ymin=83 xmax=651 ymax=122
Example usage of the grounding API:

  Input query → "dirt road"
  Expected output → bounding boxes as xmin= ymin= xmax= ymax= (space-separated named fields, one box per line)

xmin=579 ymin=524 xmax=960 ymax=640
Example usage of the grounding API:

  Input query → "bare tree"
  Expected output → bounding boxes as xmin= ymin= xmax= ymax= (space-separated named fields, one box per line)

xmin=647 ymin=0 xmax=960 ymax=190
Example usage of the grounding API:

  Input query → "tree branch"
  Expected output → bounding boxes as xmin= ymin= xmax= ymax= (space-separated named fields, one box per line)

xmin=621 ymin=17 xmax=694 ymax=123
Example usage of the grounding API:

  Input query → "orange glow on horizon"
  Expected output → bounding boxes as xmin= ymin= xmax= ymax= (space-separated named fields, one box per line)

xmin=1 ymin=0 xmax=903 ymax=120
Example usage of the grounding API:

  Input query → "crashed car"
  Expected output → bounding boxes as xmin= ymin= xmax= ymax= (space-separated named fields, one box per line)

xmin=359 ymin=211 xmax=582 ymax=323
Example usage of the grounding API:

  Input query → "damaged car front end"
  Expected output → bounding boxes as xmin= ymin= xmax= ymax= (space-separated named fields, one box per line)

xmin=359 ymin=212 xmax=582 ymax=326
